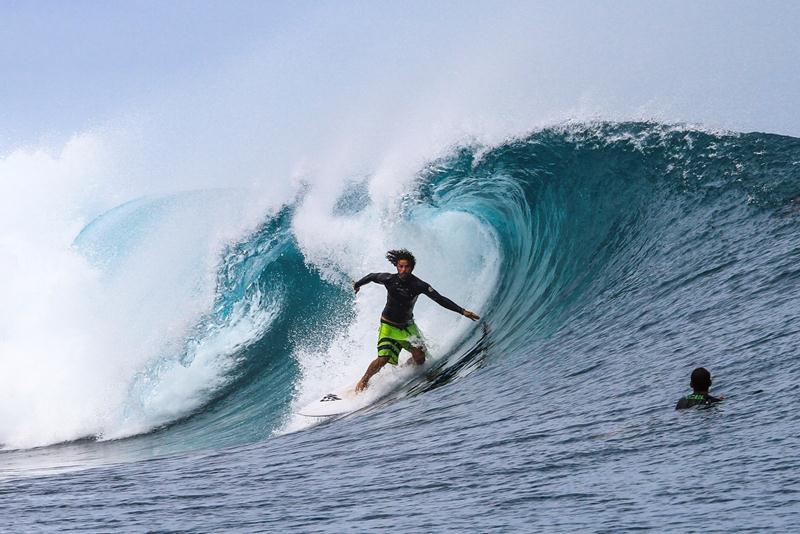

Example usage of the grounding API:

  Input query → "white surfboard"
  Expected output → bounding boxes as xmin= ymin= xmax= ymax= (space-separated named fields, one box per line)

xmin=296 ymin=384 xmax=362 ymax=417
xmin=295 ymin=360 xmax=434 ymax=418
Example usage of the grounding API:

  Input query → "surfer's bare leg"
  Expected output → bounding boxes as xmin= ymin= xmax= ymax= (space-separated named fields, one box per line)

xmin=405 ymin=346 xmax=425 ymax=366
xmin=356 ymin=356 xmax=389 ymax=392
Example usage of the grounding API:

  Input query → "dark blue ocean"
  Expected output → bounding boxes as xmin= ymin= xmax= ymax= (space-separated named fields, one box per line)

xmin=2 ymin=122 xmax=799 ymax=532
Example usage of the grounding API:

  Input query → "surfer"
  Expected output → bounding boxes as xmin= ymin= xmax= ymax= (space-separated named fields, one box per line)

xmin=675 ymin=367 xmax=724 ymax=409
xmin=353 ymin=249 xmax=480 ymax=392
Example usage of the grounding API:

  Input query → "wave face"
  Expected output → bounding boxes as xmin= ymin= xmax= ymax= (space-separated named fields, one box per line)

xmin=3 ymin=122 xmax=799 ymax=466
xmin=4 ymin=121 xmax=800 ymax=531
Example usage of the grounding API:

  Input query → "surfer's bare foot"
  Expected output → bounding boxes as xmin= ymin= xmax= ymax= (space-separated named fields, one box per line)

xmin=355 ymin=379 xmax=367 ymax=393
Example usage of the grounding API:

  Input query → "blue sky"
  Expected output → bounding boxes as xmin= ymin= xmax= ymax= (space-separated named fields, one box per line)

xmin=1 ymin=1 xmax=309 ymax=142
xmin=2 ymin=1 xmax=800 ymax=160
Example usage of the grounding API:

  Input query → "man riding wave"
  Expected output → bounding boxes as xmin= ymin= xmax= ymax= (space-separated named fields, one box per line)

xmin=353 ymin=249 xmax=480 ymax=392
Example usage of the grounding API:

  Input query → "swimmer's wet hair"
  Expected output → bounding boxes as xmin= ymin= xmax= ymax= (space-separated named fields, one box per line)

xmin=386 ymin=249 xmax=416 ymax=270
xmin=690 ymin=367 xmax=712 ymax=391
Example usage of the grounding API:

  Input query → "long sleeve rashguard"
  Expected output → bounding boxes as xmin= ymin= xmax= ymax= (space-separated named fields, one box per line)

xmin=354 ymin=272 xmax=465 ymax=325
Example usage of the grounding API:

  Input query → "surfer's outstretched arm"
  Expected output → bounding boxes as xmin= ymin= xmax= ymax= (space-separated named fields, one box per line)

xmin=462 ymin=309 xmax=480 ymax=320
xmin=353 ymin=273 xmax=391 ymax=294
xmin=424 ymin=286 xmax=480 ymax=321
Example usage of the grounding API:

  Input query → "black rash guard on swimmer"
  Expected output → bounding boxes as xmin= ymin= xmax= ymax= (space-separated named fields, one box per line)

xmin=675 ymin=393 xmax=723 ymax=410
xmin=353 ymin=272 xmax=465 ymax=326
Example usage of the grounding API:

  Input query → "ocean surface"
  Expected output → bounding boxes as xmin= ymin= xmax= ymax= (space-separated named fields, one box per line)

xmin=2 ymin=122 xmax=799 ymax=532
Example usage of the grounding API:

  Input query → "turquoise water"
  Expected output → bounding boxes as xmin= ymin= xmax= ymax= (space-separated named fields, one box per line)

xmin=2 ymin=122 xmax=799 ymax=531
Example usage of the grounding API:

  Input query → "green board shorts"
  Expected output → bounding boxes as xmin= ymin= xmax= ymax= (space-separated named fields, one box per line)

xmin=377 ymin=321 xmax=426 ymax=365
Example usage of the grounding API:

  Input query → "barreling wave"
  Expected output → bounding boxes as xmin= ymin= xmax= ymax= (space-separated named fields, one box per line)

xmin=5 ymin=121 xmax=799 ymax=454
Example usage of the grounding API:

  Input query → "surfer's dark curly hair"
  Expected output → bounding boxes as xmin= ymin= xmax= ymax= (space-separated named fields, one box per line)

xmin=386 ymin=249 xmax=416 ymax=270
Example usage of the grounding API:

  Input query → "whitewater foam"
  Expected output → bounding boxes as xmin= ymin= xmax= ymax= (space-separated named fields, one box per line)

xmin=0 ymin=135 xmax=282 ymax=448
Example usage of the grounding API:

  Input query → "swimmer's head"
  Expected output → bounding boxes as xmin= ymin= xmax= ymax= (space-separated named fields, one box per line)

xmin=690 ymin=367 xmax=712 ymax=392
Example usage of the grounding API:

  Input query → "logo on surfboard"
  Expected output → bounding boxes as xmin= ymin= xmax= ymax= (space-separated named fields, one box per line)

xmin=320 ymin=393 xmax=342 ymax=402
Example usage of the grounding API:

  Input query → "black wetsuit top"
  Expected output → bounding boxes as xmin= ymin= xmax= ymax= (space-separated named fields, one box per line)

xmin=675 ymin=393 xmax=723 ymax=410
xmin=354 ymin=272 xmax=464 ymax=326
